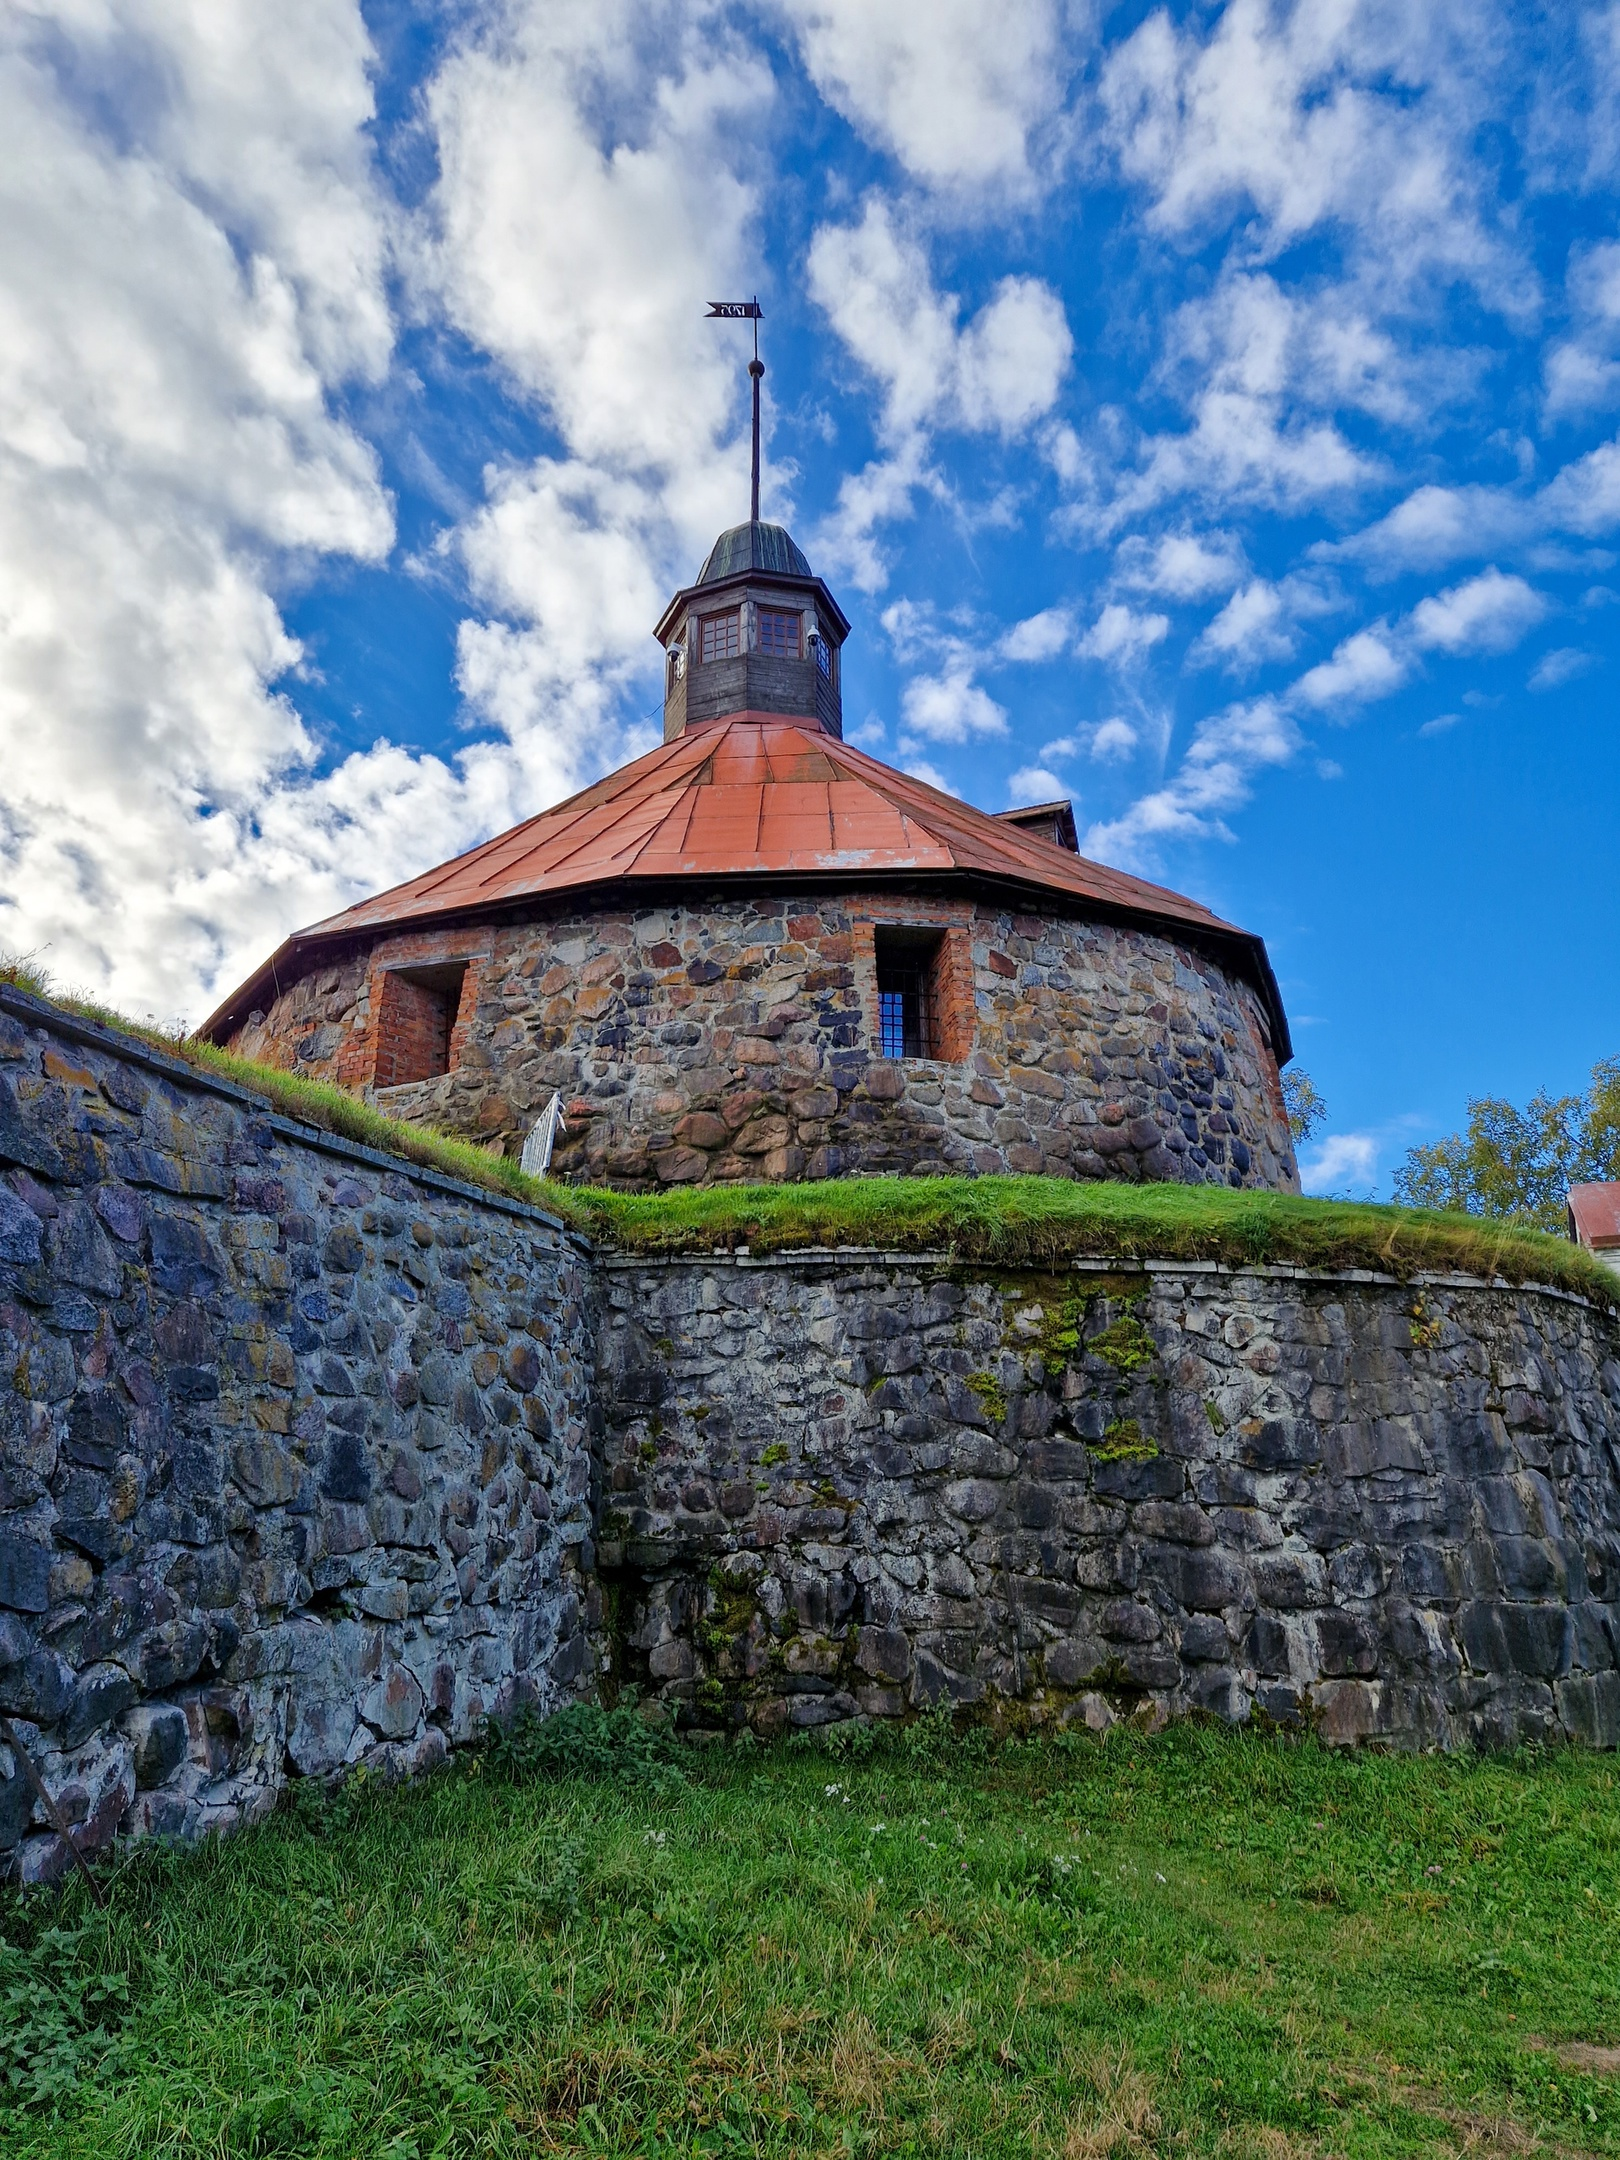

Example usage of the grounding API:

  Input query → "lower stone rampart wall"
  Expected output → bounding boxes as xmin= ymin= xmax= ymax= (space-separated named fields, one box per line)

xmin=594 ymin=1253 xmax=1620 ymax=1752
xmin=9 ymin=985 xmax=1620 ymax=1884
xmin=0 ymin=990 xmax=596 ymax=1886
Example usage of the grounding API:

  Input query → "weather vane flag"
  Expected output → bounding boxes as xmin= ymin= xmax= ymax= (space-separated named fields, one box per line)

xmin=708 ymin=297 xmax=765 ymax=521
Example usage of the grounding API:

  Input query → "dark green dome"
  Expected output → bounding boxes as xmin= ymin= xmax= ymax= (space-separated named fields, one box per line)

xmin=695 ymin=521 xmax=813 ymax=586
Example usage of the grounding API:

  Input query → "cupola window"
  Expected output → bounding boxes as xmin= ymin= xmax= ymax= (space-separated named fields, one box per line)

xmin=699 ymin=610 xmax=740 ymax=664
xmin=756 ymin=607 xmax=801 ymax=658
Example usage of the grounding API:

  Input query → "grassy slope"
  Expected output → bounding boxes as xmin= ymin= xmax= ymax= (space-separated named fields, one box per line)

xmin=2 ymin=959 xmax=1610 ymax=1301
xmin=8 ymin=1729 xmax=1620 ymax=2157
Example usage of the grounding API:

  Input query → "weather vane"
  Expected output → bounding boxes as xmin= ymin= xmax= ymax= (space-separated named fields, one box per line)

xmin=707 ymin=297 xmax=764 ymax=522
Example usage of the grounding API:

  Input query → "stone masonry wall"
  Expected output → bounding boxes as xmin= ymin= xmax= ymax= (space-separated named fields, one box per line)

xmin=595 ymin=1253 xmax=1620 ymax=1752
xmin=229 ymin=890 xmax=1297 ymax=1194
xmin=0 ymin=989 xmax=596 ymax=1886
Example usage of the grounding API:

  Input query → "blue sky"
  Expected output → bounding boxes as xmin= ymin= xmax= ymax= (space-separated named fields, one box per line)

xmin=5 ymin=1 xmax=1620 ymax=1196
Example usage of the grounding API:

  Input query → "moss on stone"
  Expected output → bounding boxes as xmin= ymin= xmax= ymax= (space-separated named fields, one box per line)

xmin=965 ymin=1371 xmax=1008 ymax=1423
xmin=1088 ymin=1314 xmax=1158 ymax=1376
xmin=1092 ymin=1419 xmax=1158 ymax=1463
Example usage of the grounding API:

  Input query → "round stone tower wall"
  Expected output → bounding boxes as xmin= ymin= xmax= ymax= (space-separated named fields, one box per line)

xmin=228 ymin=890 xmax=1299 ymax=1192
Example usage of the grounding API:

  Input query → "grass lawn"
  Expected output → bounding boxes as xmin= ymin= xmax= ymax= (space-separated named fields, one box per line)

xmin=6 ymin=1722 xmax=1620 ymax=2158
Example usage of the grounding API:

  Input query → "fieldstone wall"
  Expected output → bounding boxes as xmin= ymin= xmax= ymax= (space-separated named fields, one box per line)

xmin=227 ymin=891 xmax=1296 ymax=1194
xmin=595 ymin=1252 xmax=1620 ymax=1752
xmin=0 ymin=989 xmax=596 ymax=1886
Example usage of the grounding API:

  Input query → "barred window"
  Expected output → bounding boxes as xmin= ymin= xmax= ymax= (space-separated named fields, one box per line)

xmin=875 ymin=930 xmax=939 ymax=1060
xmin=699 ymin=611 xmax=740 ymax=664
xmin=757 ymin=607 xmax=801 ymax=658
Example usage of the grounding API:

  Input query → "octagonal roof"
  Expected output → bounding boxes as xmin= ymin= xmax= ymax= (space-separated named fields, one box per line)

xmin=695 ymin=521 xmax=813 ymax=585
xmin=199 ymin=710 xmax=1290 ymax=1055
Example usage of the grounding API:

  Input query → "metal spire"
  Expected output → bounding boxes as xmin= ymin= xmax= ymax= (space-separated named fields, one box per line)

xmin=707 ymin=297 xmax=765 ymax=522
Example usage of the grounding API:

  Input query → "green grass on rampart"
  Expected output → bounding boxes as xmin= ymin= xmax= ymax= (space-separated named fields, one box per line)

xmin=6 ymin=1723 xmax=1620 ymax=2156
xmin=1 ymin=960 xmax=1611 ymax=1303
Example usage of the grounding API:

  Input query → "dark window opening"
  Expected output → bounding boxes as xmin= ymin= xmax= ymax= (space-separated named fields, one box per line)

xmin=699 ymin=610 xmax=740 ymax=664
xmin=757 ymin=607 xmax=801 ymax=657
xmin=875 ymin=927 xmax=943 ymax=1060
xmin=374 ymin=962 xmax=467 ymax=1088
xmin=813 ymin=634 xmax=835 ymax=682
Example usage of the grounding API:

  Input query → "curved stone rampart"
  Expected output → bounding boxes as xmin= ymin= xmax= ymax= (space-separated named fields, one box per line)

xmin=595 ymin=1251 xmax=1620 ymax=1751
xmin=6 ymin=985 xmax=1620 ymax=1886
xmin=230 ymin=890 xmax=1297 ymax=1193
xmin=0 ymin=989 xmax=596 ymax=1886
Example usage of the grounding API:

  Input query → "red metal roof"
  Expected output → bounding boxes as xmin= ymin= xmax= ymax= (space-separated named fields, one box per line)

xmin=1569 ymin=1183 xmax=1620 ymax=1249
xmin=201 ymin=711 xmax=1289 ymax=1049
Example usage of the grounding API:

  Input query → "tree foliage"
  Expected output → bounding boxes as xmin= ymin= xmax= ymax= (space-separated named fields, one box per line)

xmin=1281 ymin=1068 xmax=1326 ymax=1144
xmin=1393 ymin=1058 xmax=1620 ymax=1233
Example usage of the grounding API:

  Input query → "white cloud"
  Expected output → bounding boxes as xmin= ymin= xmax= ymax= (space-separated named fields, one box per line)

xmin=1419 ymin=712 xmax=1463 ymax=735
xmin=1301 ymin=1132 xmax=1380 ymax=1196
xmin=1191 ymin=574 xmax=1334 ymax=671
xmin=1407 ymin=568 xmax=1546 ymax=655
xmin=999 ymin=606 xmax=1075 ymax=662
xmin=899 ymin=753 xmax=962 ymax=797
xmin=0 ymin=0 xmax=400 ymax=1020
xmin=1085 ymin=273 xmax=1382 ymax=532
xmin=899 ymin=664 xmax=1008 ymax=744
xmin=808 ymin=195 xmax=1071 ymax=581
xmin=1294 ymin=628 xmax=1408 ymax=710
xmin=1114 ymin=528 xmax=1246 ymax=599
xmin=1100 ymin=0 xmax=1514 ymax=304
xmin=1545 ymin=241 xmax=1620 ymax=419
xmin=1090 ymin=718 xmax=1138 ymax=762
xmin=780 ymin=0 xmax=1068 ymax=196
xmin=1322 ymin=482 xmax=1530 ymax=578
xmin=406 ymin=0 xmax=783 ymax=828
xmin=1077 ymin=603 xmax=1170 ymax=665
xmin=1007 ymin=765 xmax=1069 ymax=802
xmin=1082 ymin=694 xmax=1300 ymax=866
xmin=809 ymin=198 xmax=1072 ymax=445
xmin=1529 ymin=646 xmax=1596 ymax=690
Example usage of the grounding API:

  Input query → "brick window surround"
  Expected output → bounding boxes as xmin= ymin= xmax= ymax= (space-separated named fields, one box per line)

xmin=373 ymin=962 xmax=469 ymax=1088
xmin=871 ymin=923 xmax=973 ymax=1063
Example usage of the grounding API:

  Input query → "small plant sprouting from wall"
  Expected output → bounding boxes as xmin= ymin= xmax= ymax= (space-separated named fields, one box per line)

xmin=1409 ymin=1302 xmax=1444 ymax=1350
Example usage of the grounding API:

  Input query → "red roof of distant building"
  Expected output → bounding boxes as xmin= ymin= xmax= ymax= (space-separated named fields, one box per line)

xmin=1569 ymin=1182 xmax=1620 ymax=1248
xmin=200 ymin=711 xmax=1289 ymax=1051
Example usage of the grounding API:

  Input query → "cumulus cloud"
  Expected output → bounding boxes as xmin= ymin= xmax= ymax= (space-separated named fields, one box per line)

xmin=1407 ymin=568 xmax=1546 ymax=654
xmin=1191 ymin=573 xmax=1336 ymax=672
xmin=808 ymin=194 xmax=1071 ymax=581
xmin=1530 ymin=646 xmax=1596 ymax=690
xmin=1007 ymin=764 xmax=1069 ymax=802
xmin=998 ymin=607 xmax=1074 ymax=661
xmin=1100 ymin=0 xmax=1514 ymax=302
xmin=1077 ymin=603 xmax=1170 ymax=666
xmin=1544 ymin=242 xmax=1620 ymax=419
xmin=1083 ymin=694 xmax=1300 ymax=865
xmin=899 ymin=664 xmax=1009 ymax=744
xmin=1090 ymin=718 xmax=1139 ymax=762
xmin=1301 ymin=1132 xmax=1380 ymax=1195
xmin=780 ymin=0 xmax=1069 ymax=196
xmin=1294 ymin=628 xmax=1409 ymax=710
xmin=1114 ymin=528 xmax=1247 ymax=599
xmin=0 ymin=0 xmax=400 ymax=1019
xmin=1079 ymin=273 xmax=1382 ymax=534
